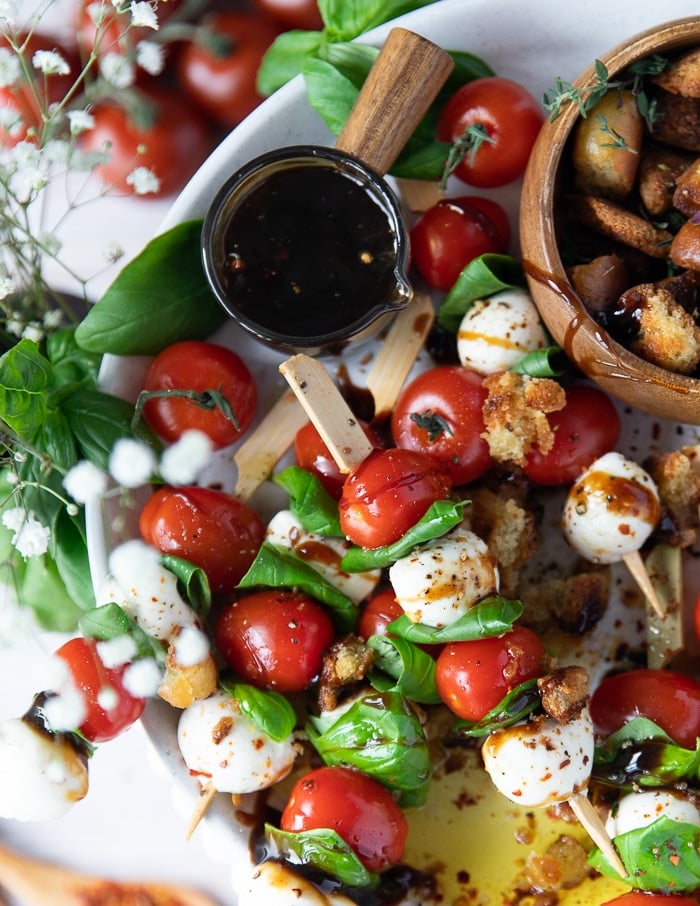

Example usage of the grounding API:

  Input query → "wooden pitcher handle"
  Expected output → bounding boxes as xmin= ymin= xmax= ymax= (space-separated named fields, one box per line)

xmin=335 ymin=27 xmax=454 ymax=175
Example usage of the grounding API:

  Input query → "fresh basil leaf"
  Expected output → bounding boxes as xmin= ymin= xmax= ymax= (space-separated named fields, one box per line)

xmin=21 ymin=552 xmax=83 ymax=631
xmin=438 ymin=254 xmax=525 ymax=332
xmin=510 ymin=346 xmax=567 ymax=378
xmin=52 ymin=508 xmax=95 ymax=612
xmin=319 ymin=0 xmax=436 ymax=41
xmin=341 ymin=499 xmax=467 ymax=571
xmin=218 ymin=679 xmax=296 ymax=743
xmin=35 ymin=409 xmax=78 ymax=472
xmin=274 ymin=466 xmax=343 ymax=537
xmin=75 ymin=221 xmax=226 ymax=356
xmin=303 ymin=57 xmax=360 ymax=135
xmin=448 ymin=49 xmax=496 ymax=85
xmin=257 ymin=29 xmax=324 ymax=95
xmin=63 ymin=388 xmax=160 ymax=471
xmin=79 ymin=602 xmax=164 ymax=660
xmin=594 ymin=717 xmax=700 ymax=789
xmin=46 ymin=326 xmax=100 ymax=389
xmin=388 ymin=595 xmax=524 ymax=644
xmin=322 ymin=41 xmax=378 ymax=87
xmin=265 ymin=825 xmax=378 ymax=888
xmin=160 ymin=554 xmax=211 ymax=618
xmin=366 ymin=634 xmax=441 ymax=704
xmin=0 ymin=339 xmax=51 ymax=440
xmin=391 ymin=140 xmax=451 ymax=180
xmin=308 ymin=690 xmax=432 ymax=806
xmin=590 ymin=816 xmax=700 ymax=893
xmin=238 ymin=541 xmax=357 ymax=633
xmin=450 ymin=678 xmax=541 ymax=738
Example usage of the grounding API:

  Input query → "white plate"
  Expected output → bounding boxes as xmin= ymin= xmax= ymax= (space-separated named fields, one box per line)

xmin=89 ymin=1 xmax=700 ymax=903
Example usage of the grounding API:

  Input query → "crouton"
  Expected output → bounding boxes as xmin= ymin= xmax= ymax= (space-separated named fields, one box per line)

xmin=645 ymin=444 xmax=700 ymax=547
xmin=652 ymin=88 xmax=700 ymax=152
xmin=521 ymin=570 xmax=610 ymax=635
xmin=568 ymin=194 xmax=673 ymax=258
xmin=652 ymin=47 xmax=700 ymax=98
xmin=317 ymin=634 xmax=373 ymax=712
xmin=627 ymin=283 xmax=700 ymax=374
xmin=639 ymin=145 xmax=693 ymax=216
xmin=567 ymin=253 xmax=631 ymax=312
xmin=672 ymin=156 xmax=700 ymax=216
xmin=481 ymin=372 xmax=566 ymax=467
xmin=669 ymin=219 xmax=700 ymax=271
xmin=537 ymin=665 xmax=590 ymax=724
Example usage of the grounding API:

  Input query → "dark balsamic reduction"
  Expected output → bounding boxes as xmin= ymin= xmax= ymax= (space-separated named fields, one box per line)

xmin=221 ymin=165 xmax=399 ymax=338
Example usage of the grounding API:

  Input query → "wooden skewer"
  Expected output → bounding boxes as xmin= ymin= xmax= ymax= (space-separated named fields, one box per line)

xmin=280 ymin=354 xmax=373 ymax=474
xmin=0 ymin=841 xmax=218 ymax=906
xmin=622 ymin=549 xmax=666 ymax=620
xmin=184 ymin=780 xmax=218 ymax=841
xmin=233 ymin=389 xmax=307 ymax=501
xmin=568 ymin=792 xmax=627 ymax=879
xmin=395 ymin=176 xmax=445 ymax=212
xmin=644 ymin=544 xmax=683 ymax=669
xmin=367 ymin=292 xmax=435 ymax=420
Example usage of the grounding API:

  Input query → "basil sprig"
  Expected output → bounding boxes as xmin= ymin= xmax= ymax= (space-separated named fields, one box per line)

xmin=218 ymin=677 xmax=297 ymax=743
xmin=388 ymin=595 xmax=523 ymax=644
xmin=437 ymin=254 xmax=525 ymax=332
xmin=366 ymin=634 xmax=441 ymax=705
xmin=75 ymin=220 xmax=226 ymax=356
xmin=590 ymin=816 xmax=700 ymax=893
xmin=308 ymin=691 xmax=432 ymax=807
xmin=264 ymin=826 xmax=378 ymax=888
xmin=238 ymin=541 xmax=357 ymax=633
xmin=593 ymin=718 xmax=700 ymax=790
xmin=510 ymin=346 xmax=567 ymax=378
xmin=341 ymin=499 xmax=467 ymax=572
xmin=79 ymin=602 xmax=165 ymax=661
xmin=273 ymin=466 xmax=343 ymax=537
xmin=449 ymin=679 xmax=541 ymax=738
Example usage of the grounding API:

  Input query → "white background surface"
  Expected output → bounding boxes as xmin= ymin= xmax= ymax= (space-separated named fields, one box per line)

xmin=2 ymin=1 xmax=700 ymax=904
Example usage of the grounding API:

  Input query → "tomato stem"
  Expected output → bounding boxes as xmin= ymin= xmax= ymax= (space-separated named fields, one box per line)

xmin=131 ymin=387 xmax=240 ymax=433
xmin=440 ymin=123 xmax=495 ymax=189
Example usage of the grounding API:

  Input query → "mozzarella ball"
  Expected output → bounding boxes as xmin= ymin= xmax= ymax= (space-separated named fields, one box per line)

xmin=482 ymin=709 xmax=595 ymax=808
xmin=389 ymin=527 xmax=499 ymax=627
xmin=238 ymin=861 xmax=357 ymax=906
xmin=0 ymin=718 xmax=88 ymax=820
xmin=606 ymin=789 xmax=700 ymax=838
xmin=562 ymin=451 xmax=660 ymax=564
xmin=266 ymin=510 xmax=380 ymax=604
xmin=457 ymin=289 xmax=548 ymax=375
xmin=177 ymin=690 xmax=297 ymax=795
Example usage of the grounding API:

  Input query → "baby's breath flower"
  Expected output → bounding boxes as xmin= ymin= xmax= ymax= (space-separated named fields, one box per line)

xmin=1 ymin=507 xmax=25 ymax=533
xmin=43 ymin=309 xmax=64 ymax=330
xmin=0 ymin=105 xmax=23 ymax=137
xmin=109 ymin=437 xmax=156 ymax=487
xmin=102 ymin=240 xmax=125 ymax=263
xmin=159 ymin=430 xmax=213 ymax=485
xmin=64 ymin=460 xmax=109 ymax=503
xmin=43 ymin=138 xmax=71 ymax=164
xmin=126 ymin=165 xmax=160 ymax=195
xmin=173 ymin=626 xmax=209 ymax=667
xmin=0 ymin=276 xmax=14 ymax=301
xmin=21 ymin=322 xmax=44 ymax=343
xmin=5 ymin=512 xmax=51 ymax=558
xmin=32 ymin=50 xmax=71 ymax=77
xmin=0 ymin=47 xmax=21 ymax=87
xmin=99 ymin=52 xmax=135 ymax=89
xmin=0 ymin=0 xmax=21 ymax=24
xmin=5 ymin=318 xmax=23 ymax=337
xmin=43 ymin=679 xmax=87 ymax=732
xmin=130 ymin=1 xmax=158 ymax=29
xmin=67 ymin=109 xmax=95 ymax=136
xmin=136 ymin=40 xmax=164 ymax=76
xmin=86 ymin=1 xmax=107 ymax=25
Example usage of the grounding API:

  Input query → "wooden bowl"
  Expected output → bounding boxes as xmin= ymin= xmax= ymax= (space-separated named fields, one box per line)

xmin=520 ymin=16 xmax=700 ymax=423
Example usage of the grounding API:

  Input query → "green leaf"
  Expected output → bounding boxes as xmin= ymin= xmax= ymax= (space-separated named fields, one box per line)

xmin=237 ymin=541 xmax=357 ymax=633
xmin=308 ymin=690 xmax=432 ymax=806
xmin=74 ymin=221 xmax=226 ymax=356
xmin=257 ymin=29 xmax=324 ymax=95
xmin=63 ymin=388 xmax=160 ymax=471
xmin=265 ymin=824 xmax=378 ymax=888
xmin=52 ymin=509 xmax=95 ymax=612
xmin=438 ymin=254 xmax=525 ymax=332
xmin=510 ymin=346 xmax=567 ymax=377
xmin=21 ymin=553 xmax=83 ymax=631
xmin=303 ymin=57 xmax=360 ymax=135
xmin=341 ymin=499 xmax=467 ymax=571
xmin=79 ymin=602 xmax=164 ymax=660
xmin=0 ymin=339 xmax=52 ymax=440
xmin=322 ymin=41 xmax=378 ymax=87
xmin=34 ymin=409 xmax=78 ymax=472
xmin=590 ymin=816 xmax=700 ymax=893
xmin=450 ymin=678 xmax=541 ymax=738
xmin=388 ymin=595 xmax=524 ymax=644
xmin=391 ymin=140 xmax=451 ymax=180
xmin=319 ymin=0 xmax=437 ymax=40
xmin=218 ymin=679 xmax=297 ymax=743
xmin=46 ymin=326 xmax=100 ymax=390
xmin=160 ymin=554 xmax=211 ymax=618
xmin=273 ymin=466 xmax=343 ymax=537
xmin=366 ymin=634 xmax=441 ymax=704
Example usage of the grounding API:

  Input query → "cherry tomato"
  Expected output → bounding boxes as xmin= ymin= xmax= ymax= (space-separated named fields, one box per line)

xmin=79 ymin=86 xmax=211 ymax=196
xmin=339 ymin=448 xmax=451 ymax=549
xmin=55 ymin=637 xmax=145 ymax=743
xmin=294 ymin=420 xmax=381 ymax=499
xmin=590 ymin=669 xmax=700 ymax=750
xmin=214 ymin=590 xmax=334 ymax=693
xmin=0 ymin=34 xmax=76 ymax=146
xmin=602 ymin=896 xmax=700 ymax=906
xmin=141 ymin=340 xmax=257 ymax=448
xmin=253 ymin=0 xmax=323 ymax=30
xmin=391 ymin=366 xmax=493 ymax=486
xmin=435 ymin=626 xmax=546 ymax=722
xmin=437 ymin=77 xmax=543 ymax=188
xmin=410 ymin=197 xmax=510 ymax=291
xmin=522 ymin=385 xmax=621 ymax=486
xmin=281 ymin=765 xmax=408 ymax=872
xmin=358 ymin=588 xmax=404 ymax=641
xmin=139 ymin=486 xmax=264 ymax=595
xmin=176 ymin=13 xmax=279 ymax=128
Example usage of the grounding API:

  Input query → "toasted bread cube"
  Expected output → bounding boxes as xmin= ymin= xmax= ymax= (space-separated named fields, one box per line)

xmin=652 ymin=47 xmax=700 ymax=98
xmin=672 ymin=157 xmax=700 ymax=216
xmin=670 ymin=219 xmax=700 ymax=270
xmin=652 ymin=89 xmax=700 ymax=152
xmin=569 ymin=194 xmax=672 ymax=258
xmin=567 ymin=253 xmax=630 ymax=312
xmin=639 ymin=146 xmax=692 ymax=216
xmin=628 ymin=283 xmax=700 ymax=374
